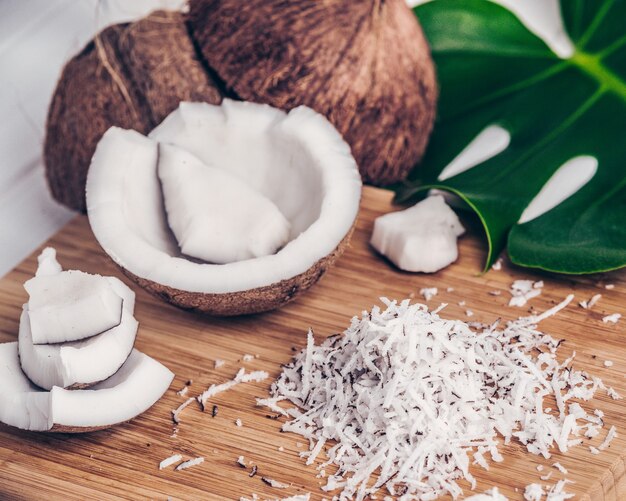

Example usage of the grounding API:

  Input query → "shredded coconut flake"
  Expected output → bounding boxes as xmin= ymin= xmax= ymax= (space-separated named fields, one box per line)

xmin=540 ymin=472 xmax=553 ymax=481
xmin=509 ymin=280 xmax=543 ymax=307
xmin=465 ymin=309 xmax=474 ymax=317
xmin=175 ymin=457 xmax=204 ymax=471
xmin=198 ymin=368 xmax=269 ymax=409
xmin=243 ymin=354 xmax=255 ymax=362
xmin=603 ymin=360 xmax=614 ymax=367
xmin=236 ymin=418 xmax=243 ymax=427
xmin=465 ymin=487 xmax=508 ymax=500
xmin=552 ymin=462 xmax=568 ymax=475
xmin=524 ymin=483 xmax=544 ymax=501
xmin=579 ymin=294 xmax=601 ymax=309
xmin=419 ymin=287 xmax=438 ymax=301
xmin=492 ymin=258 xmax=503 ymax=271
xmin=602 ymin=313 xmax=621 ymax=324
xmin=606 ymin=387 xmax=621 ymax=400
xmin=215 ymin=359 xmax=226 ymax=369
xmin=172 ymin=397 xmax=195 ymax=424
xmin=605 ymin=284 xmax=615 ymax=290
xmin=159 ymin=454 xmax=182 ymax=470
xmin=598 ymin=425 xmax=617 ymax=451
xmin=262 ymin=297 xmax=611 ymax=500
xmin=177 ymin=386 xmax=189 ymax=397
xmin=262 ymin=477 xmax=290 ymax=489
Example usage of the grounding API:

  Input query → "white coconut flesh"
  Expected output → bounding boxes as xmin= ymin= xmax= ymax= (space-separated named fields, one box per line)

xmin=371 ymin=195 xmax=465 ymax=273
xmin=0 ymin=342 xmax=173 ymax=432
xmin=18 ymin=249 xmax=138 ymax=390
xmin=18 ymin=277 xmax=138 ymax=390
xmin=157 ymin=143 xmax=291 ymax=263
xmin=24 ymin=269 xmax=124 ymax=344
xmin=86 ymin=99 xmax=362 ymax=294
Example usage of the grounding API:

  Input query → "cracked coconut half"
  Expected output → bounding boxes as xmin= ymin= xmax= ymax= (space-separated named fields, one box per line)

xmin=86 ymin=100 xmax=362 ymax=315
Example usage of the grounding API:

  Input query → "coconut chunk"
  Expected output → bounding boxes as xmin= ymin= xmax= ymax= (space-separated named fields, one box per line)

xmin=159 ymin=454 xmax=183 ymax=470
xmin=18 ymin=250 xmax=137 ymax=390
xmin=370 ymin=195 xmax=465 ymax=273
xmin=0 ymin=343 xmax=173 ymax=432
xmin=24 ymin=270 xmax=124 ymax=344
xmin=158 ymin=143 xmax=291 ymax=264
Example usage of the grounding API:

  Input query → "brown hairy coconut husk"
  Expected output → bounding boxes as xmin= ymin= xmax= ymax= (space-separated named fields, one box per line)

xmin=187 ymin=0 xmax=437 ymax=186
xmin=44 ymin=10 xmax=223 ymax=212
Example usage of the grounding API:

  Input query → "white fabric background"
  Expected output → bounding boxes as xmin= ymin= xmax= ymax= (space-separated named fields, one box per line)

xmin=0 ymin=0 xmax=570 ymax=277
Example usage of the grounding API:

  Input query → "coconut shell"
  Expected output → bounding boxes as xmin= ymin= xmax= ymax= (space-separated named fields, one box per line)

xmin=187 ymin=0 xmax=437 ymax=186
xmin=120 ymin=225 xmax=355 ymax=316
xmin=44 ymin=10 xmax=223 ymax=212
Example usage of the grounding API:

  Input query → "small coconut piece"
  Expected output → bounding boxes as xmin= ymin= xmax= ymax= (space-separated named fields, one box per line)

xmin=18 ymin=248 xmax=138 ymax=390
xmin=370 ymin=195 xmax=465 ymax=273
xmin=24 ymin=269 xmax=124 ymax=345
xmin=159 ymin=454 xmax=183 ymax=470
xmin=175 ymin=456 xmax=205 ymax=471
xmin=0 ymin=343 xmax=173 ymax=432
xmin=157 ymin=143 xmax=291 ymax=263
xmin=87 ymin=101 xmax=361 ymax=315
xmin=188 ymin=0 xmax=437 ymax=186
xmin=45 ymin=10 xmax=223 ymax=212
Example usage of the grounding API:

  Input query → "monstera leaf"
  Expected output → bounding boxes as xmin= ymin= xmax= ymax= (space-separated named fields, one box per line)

xmin=397 ymin=0 xmax=626 ymax=274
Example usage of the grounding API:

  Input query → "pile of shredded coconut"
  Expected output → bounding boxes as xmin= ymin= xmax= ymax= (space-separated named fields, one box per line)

xmin=260 ymin=296 xmax=614 ymax=500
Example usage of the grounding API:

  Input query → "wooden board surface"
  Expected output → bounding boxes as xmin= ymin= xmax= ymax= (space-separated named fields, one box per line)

xmin=0 ymin=186 xmax=625 ymax=501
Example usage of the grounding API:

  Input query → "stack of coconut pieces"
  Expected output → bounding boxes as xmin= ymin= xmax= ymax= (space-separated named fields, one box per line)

xmin=0 ymin=248 xmax=173 ymax=432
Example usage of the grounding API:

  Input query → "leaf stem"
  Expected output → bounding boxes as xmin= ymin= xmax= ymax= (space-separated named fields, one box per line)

xmin=569 ymin=51 xmax=626 ymax=101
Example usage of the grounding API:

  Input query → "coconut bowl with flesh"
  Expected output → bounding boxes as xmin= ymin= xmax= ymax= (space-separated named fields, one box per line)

xmin=86 ymin=100 xmax=362 ymax=316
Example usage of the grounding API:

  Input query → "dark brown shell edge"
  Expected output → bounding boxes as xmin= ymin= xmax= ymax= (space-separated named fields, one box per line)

xmin=120 ymin=224 xmax=356 ymax=316
xmin=44 ymin=10 xmax=223 ymax=212
xmin=187 ymin=0 xmax=438 ymax=185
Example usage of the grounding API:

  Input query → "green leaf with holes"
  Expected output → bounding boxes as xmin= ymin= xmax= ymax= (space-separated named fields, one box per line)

xmin=396 ymin=0 xmax=626 ymax=274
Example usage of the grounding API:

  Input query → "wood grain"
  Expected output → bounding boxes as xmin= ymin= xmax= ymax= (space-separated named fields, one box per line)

xmin=0 ymin=186 xmax=625 ymax=500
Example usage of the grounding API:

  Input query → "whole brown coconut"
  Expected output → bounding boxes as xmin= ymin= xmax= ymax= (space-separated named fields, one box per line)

xmin=187 ymin=0 xmax=437 ymax=186
xmin=44 ymin=10 xmax=223 ymax=212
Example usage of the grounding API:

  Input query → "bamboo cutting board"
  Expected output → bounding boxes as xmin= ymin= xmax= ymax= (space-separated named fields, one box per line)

xmin=0 ymin=186 xmax=625 ymax=501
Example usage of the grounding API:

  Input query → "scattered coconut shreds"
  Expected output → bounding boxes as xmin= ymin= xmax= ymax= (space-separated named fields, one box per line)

xmin=465 ymin=487 xmax=508 ymax=500
xmin=579 ymin=294 xmax=601 ymax=310
xmin=552 ymin=462 xmax=568 ymax=475
xmin=243 ymin=354 xmax=255 ymax=362
xmin=215 ymin=359 xmax=226 ymax=369
xmin=509 ymin=279 xmax=543 ymax=307
xmin=602 ymin=313 xmax=621 ymax=324
xmin=598 ymin=425 xmax=617 ymax=451
xmin=489 ymin=290 xmax=502 ymax=296
xmin=605 ymin=284 xmax=615 ymax=290
xmin=175 ymin=456 xmax=204 ymax=471
xmin=492 ymin=258 xmax=503 ymax=271
xmin=262 ymin=477 xmax=290 ymax=489
xmin=545 ymin=479 xmax=575 ymax=500
xmin=419 ymin=287 xmax=438 ymax=301
xmin=589 ymin=446 xmax=600 ymax=455
xmin=447 ymin=287 xmax=455 ymax=292
xmin=159 ymin=453 xmax=183 ymax=470
xmin=261 ymin=296 xmax=612 ymax=501
xmin=604 ymin=360 xmax=614 ymax=367
xmin=177 ymin=386 xmax=189 ymax=397
xmin=524 ymin=483 xmax=544 ymax=501
xmin=198 ymin=368 xmax=269 ymax=409
xmin=236 ymin=418 xmax=243 ymax=427
xmin=536 ymin=465 xmax=544 ymax=472
xmin=540 ymin=472 xmax=553 ymax=481
xmin=237 ymin=456 xmax=247 ymax=468
xmin=465 ymin=309 xmax=474 ymax=317
xmin=172 ymin=397 xmax=195 ymax=424
xmin=606 ymin=387 xmax=622 ymax=400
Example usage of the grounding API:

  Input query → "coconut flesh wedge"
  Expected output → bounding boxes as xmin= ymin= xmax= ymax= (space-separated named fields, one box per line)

xmin=86 ymin=100 xmax=362 ymax=315
xmin=25 ymin=269 xmax=123 ymax=344
xmin=0 ymin=343 xmax=173 ymax=432
xmin=18 ymin=250 xmax=138 ymax=390
xmin=158 ymin=143 xmax=291 ymax=264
